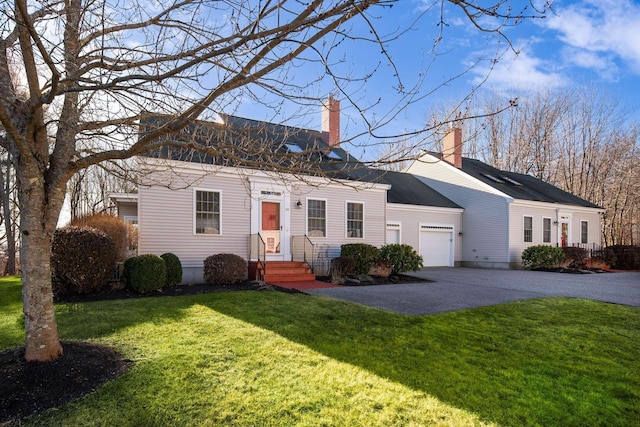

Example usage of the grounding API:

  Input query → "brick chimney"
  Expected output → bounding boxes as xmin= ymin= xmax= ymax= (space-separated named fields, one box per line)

xmin=443 ymin=127 xmax=462 ymax=168
xmin=321 ymin=97 xmax=340 ymax=148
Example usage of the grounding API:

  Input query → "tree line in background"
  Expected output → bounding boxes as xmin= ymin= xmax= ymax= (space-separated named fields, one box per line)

xmin=439 ymin=88 xmax=639 ymax=247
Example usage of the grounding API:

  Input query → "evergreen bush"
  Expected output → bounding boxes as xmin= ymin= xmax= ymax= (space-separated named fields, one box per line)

xmin=330 ymin=257 xmax=356 ymax=284
xmin=51 ymin=226 xmax=118 ymax=294
xmin=561 ymin=246 xmax=588 ymax=269
xmin=604 ymin=245 xmax=640 ymax=270
xmin=340 ymin=243 xmax=380 ymax=275
xmin=125 ymin=254 xmax=167 ymax=293
xmin=161 ymin=253 xmax=183 ymax=286
xmin=203 ymin=253 xmax=247 ymax=285
xmin=521 ymin=245 xmax=565 ymax=270
xmin=379 ymin=244 xmax=424 ymax=274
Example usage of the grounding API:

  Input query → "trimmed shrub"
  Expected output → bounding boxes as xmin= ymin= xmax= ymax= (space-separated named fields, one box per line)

xmin=521 ymin=245 xmax=566 ymax=270
xmin=368 ymin=259 xmax=393 ymax=278
xmin=124 ymin=254 xmax=167 ymax=293
xmin=161 ymin=253 xmax=183 ymax=286
xmin=330 ymin=257 xmax=356 ymax=284
xmin=204 ymin=253 xmax=247 ymax=285
xmin=379 ymin=244 xmax=424 ymax=274
xmin=340 ymin=244 xmax=380 ymax=275
xmin=604 ymin=245 xmax=640 ymax=270
xmin=52 ymin=226 xmax=118 ymax=294
xmin=561 ymin=246 xmax=588 ymax=269
xmin=69 ymin=213 xmax=131 ymax=261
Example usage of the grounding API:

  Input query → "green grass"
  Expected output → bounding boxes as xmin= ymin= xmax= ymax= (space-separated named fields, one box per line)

xmin=1 ymin=276 xmax=639 ymax=426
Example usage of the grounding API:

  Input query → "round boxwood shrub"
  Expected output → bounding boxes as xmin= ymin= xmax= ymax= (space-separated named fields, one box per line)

xmin=204 ymin=253 xmax=247 ymax=285
xmin=340 ymin=243 xmax=380 ymax=275
xmin=51 ymin=226 xmax=118 ymax=295
xmin=161 ymin=253 xmax=183 ymax=286
xmin=124 ymin=254 xmax=167 ymax=293
xmin=379 ymin=244 xmax=424 ymax=274
xmin=521 ymin=245 xmax=566 ymax=270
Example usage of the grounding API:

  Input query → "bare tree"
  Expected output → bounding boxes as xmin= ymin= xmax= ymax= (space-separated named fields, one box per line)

xmin=464 ymin=88 xmax=639 ymax=246
xmin=67 ymin=161 xmax=136 ymax=220
xmin=0 ymin=0 xmax=550 ymax=362
xmin=0 ymin=146 xmax=18 ymax=275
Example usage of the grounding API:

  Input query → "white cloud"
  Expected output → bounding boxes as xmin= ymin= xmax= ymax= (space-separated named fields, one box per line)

xmin=544 ymin=0 xmax=640 ymax=74
xmin=471 ymin=49 xmax=569 ymax=94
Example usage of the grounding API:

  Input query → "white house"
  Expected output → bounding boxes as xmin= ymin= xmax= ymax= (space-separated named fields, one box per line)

xmin=405 ymin=128 xmax=605 ymax=269
xmin=112 ymin=100 xmax=464 ymax=283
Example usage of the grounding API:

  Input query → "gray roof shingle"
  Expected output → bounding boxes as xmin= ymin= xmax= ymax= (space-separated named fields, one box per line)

xmin=460 ymin=158 xmax=601 ymax=209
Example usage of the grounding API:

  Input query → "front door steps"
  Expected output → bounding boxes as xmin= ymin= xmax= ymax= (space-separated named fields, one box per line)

xmin=249 ymin=261 xmax=315 ymax=282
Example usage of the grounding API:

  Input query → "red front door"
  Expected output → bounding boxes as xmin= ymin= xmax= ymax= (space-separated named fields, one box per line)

xmin=261 ymin=201 xmax=281 ymax=253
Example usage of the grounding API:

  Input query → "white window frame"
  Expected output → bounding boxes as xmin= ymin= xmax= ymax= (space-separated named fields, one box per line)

xmin=581 ymin=220 xmax=588 ymax=244
xmin=193 ymin=188 xmax=221 ymax=235
xmin=542 ymin=217 xmax=552 ymax=243
xmin=523 ymin=215 xmax=533 ymax=243
xmin=386 ymin=221 xmax=402 ymax=244
xmin=306 ymin=198 xmax=327 ymax=238
xmin=345 ymin=201 xmax=365 ymax=239
xmin=123 ymin=215 xmax=138 ymax=226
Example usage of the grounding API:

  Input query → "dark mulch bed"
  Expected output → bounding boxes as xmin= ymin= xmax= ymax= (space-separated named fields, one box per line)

xmin=54 ymin=280 xmax=267 ymax=303
xmin=532 ymin=267 xmax=610 ymax=274
xmin=316 ymin=274 xmax=432 ymax=286
xmin=0 ymin=342 xmax=132 ymax=424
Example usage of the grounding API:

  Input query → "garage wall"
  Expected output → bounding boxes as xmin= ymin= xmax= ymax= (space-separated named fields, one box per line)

xmin=386 ymin=204 xmax=463 ymax=266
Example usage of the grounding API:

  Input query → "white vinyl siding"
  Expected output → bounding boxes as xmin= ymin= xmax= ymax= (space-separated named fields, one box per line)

xmin=307 ymin=199 xmax=326 ymax=237
xmin=346 ymin=202 xmax=364 ymax=238
xmin=194 ymin=190 xmax=220 ymax=234
xmin=523 ymin=216 xmax=533 ymax=243
xmin=386 ymin=204 xmax=463 ymax=265
xmin=542 ymin=217 xmax=552 ymax=243
xmin=138 ymin=169 xmax=250 ymax=281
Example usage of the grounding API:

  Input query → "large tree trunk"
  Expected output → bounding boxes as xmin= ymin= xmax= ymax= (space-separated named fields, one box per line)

xmin=18 ymin=161 xmax=65 ymax=362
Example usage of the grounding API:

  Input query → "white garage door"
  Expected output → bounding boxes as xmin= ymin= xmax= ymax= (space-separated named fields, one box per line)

xmin=420 ymin=224 xmax=454 ymax=267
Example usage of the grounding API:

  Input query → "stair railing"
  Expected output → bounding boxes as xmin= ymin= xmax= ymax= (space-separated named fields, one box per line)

xmin=291 ymin=235 xmax=315 ymax=272
xmin=249 ymin=233 xmax=266 ymax=280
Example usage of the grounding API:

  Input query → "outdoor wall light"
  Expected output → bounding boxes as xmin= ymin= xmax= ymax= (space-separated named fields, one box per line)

xmin=296 ymin=200 xmax=302 ymax=208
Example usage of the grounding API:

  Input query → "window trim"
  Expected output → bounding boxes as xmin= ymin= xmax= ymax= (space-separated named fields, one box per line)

xmin=345 ymin=201 xmax=365 ymax=239
xmin=542 ymin=217 xmax=552 ymax=243
xmin=523 ymin=215 xmax=533 ymax=243
xmin=193 ymin=188 xmax=222 ymax=235
xmin=306 ymin=198 xmax=327 ymax=238
xmin=581 ymin=220 xmax=588 ymax=244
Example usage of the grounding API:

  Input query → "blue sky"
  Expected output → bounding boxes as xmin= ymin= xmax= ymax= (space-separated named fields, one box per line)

xmin=230 ymin=0 xmax=640 ymax=155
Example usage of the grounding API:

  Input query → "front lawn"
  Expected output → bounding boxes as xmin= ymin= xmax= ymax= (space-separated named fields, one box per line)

xmin=1 ymin=276 xmax=638 ymax=426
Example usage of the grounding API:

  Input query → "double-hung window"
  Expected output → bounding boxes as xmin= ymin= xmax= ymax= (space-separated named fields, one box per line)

xmin=307 ymin=199 xmax=326 ymax=237
xmin=543 ymin=218 xmax=552 ymax=243
xmin=195 ymin=190 xmax=220 ymax=234
xmin=581 ymin=221 xmax=588 ymax=244
xmin=346 ymin=202 xmax=364 ymax=238
xmin=523 ymin=216 xmax=533 ymax=243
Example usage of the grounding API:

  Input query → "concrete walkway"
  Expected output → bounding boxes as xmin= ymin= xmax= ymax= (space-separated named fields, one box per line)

xmin=305 ymin=267 xmax=640 ymax=315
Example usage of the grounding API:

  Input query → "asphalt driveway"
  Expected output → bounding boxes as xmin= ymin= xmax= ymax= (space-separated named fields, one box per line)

xmin=305 ymin=267 xmax=640 ymax=315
